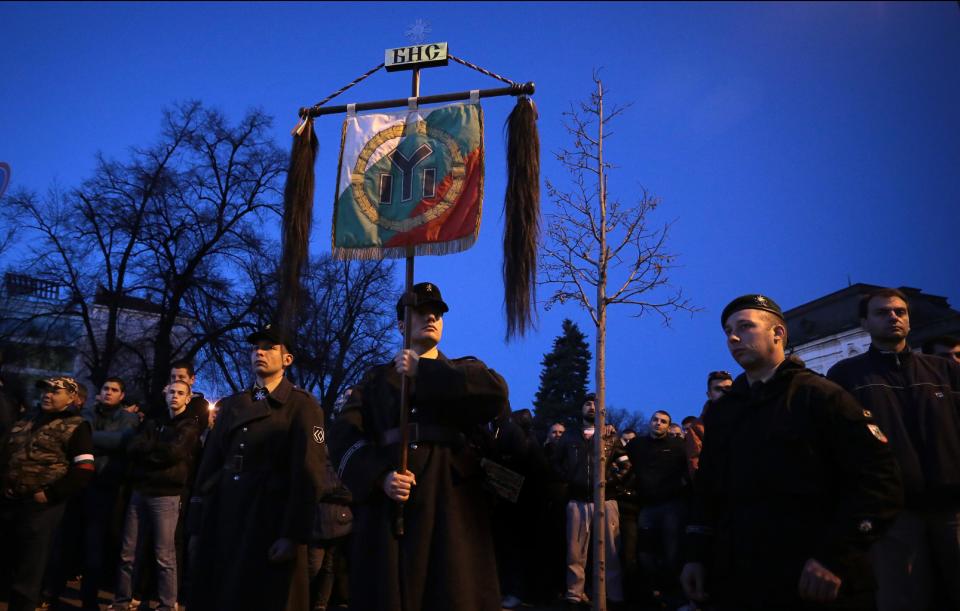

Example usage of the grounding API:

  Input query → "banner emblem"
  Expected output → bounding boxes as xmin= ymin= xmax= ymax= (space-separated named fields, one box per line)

xmin=333 ymin=103 xmax=484 ymax=259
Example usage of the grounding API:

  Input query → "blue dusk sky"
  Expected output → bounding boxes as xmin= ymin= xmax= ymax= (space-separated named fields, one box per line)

xmin=2 ymin=2 xmax=958 ymax=421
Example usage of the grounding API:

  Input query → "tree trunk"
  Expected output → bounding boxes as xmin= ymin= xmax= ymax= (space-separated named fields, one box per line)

xmin=592 ymin=78 xmax=608 ymax=611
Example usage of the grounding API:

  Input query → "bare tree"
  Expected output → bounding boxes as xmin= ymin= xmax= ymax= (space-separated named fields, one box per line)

xmin=606 ymin=405 xmax=646 ymax=435
xmin=134 ymin=104 xmax=286 ymax=397
xmin=291 ymin=256 xmax=398 ymax=413
xmin=5 ymin=102 xmax=286 ymax=400
xmin=196 ymin=254 xmax=397 ymax=411
xmin=538 ymin=73 xmax=696 ymax=610
xmin=188 ymin=250 xmax=278 ymax=395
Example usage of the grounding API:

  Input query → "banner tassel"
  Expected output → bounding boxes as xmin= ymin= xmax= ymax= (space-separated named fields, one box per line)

xmin=503 ymin=95 xmax=540 ymax=340
xmin=279 ymin=115 xmax=318 ymax=340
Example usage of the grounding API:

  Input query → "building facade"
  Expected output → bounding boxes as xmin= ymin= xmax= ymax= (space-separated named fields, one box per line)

xmin=0 ymin=273 xmax=193 ymax=405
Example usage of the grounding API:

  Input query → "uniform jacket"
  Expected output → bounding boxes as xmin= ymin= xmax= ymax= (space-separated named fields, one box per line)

xmin=126 ymin=408 xmax=202 ymax=497
xmin=190 ymin=377 xmax=329 ymax=611
xmin=828 ymin=346 xmax=960 ymax=509
xmin=688 ymin=359 xmax=903 ymax=609
xmin=328 ymin=352 xmax=508 ymax=611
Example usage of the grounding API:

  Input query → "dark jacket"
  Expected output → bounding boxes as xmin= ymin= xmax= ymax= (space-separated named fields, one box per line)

xmin=552 ymin=422 xmax=622 ymax=502
xmin=127 ymin=408 xmax=202 ymax=497
xmin=81 ymin=402 xmax=140 ymax=486
xmin=190 ymin=377 xmax=329 ymax=611
xmin=626 ymin=432 xmax=688 ymax=505
xmin=687 ymin=359 xmax=903 ymax=609
xmin=828 ymin=345 xmax=960 ymax=509
xmin=329 ymin=352 xmax=508 ymax=611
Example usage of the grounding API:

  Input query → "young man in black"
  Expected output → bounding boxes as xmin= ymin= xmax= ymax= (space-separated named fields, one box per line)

xmin=112 ymin=380 xmax=202 ymax=611
xmin=682 ymin=294 xmax=903 ymax=610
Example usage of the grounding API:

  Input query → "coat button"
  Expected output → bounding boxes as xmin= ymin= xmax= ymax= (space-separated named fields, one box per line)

xmin=410 ymin=443 xmax=418 ymax=450
xmin=239 ymin=443 xmax=245 ymax=449
xmin=233 ymin=475 xmax=239 ymax=481
xmin=242 ymin=427 xmax=248 ymax=432
xmin=411 ymin=408 xmax=417 ymax=415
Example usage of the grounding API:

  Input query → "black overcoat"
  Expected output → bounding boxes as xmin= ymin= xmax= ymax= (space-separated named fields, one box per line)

xmin=688 ymin=359 xmax=903 ymax=609
xmin=329 ymin=352 xmax=508 ymax=611
xmin=190 ymin=377 xmax=329 ymax=611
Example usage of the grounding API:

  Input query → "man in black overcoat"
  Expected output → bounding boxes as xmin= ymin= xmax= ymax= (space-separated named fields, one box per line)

xmin=681 ymin=294 xmax=904 ymax=610
xmin=189 ymin=325 xmax=330 ymax=611
xmin=329 ymin=282 xmax=509 ymax=611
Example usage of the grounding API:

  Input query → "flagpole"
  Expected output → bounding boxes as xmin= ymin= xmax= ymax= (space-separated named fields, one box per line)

xmin=394 ymin=67 xmax=421 ymax=538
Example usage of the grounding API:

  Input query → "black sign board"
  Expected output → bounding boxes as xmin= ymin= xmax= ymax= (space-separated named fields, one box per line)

xmin=384 ymin=42 xmax=449 ymax=72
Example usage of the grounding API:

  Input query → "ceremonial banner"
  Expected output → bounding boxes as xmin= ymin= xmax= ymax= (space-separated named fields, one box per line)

xmin=333 ymin=103 xmax=484 ymax=259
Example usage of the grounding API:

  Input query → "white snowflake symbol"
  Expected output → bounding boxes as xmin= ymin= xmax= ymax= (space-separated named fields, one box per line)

xmin=405 ymin=19 xmax=432 ymax=44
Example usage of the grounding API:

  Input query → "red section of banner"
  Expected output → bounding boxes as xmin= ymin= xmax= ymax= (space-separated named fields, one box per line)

xmin=384 ymin=148 xmax=483 ymax=248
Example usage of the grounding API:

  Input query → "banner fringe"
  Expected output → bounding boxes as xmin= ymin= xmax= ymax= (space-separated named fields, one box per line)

xmin=333 ymin=233 xmax=478 ymax=261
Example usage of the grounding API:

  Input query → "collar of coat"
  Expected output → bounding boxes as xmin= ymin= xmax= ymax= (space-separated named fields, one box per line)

xmin=867 ymin=343 xmax=914 ymax=368
xmin=727 ymin=357 xmax=806 ymax=403
xmin=228 ymin=377 xmax=294 ymax=432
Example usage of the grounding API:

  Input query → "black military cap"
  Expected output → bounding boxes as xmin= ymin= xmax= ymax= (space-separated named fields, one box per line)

xmin=721 ymin=294 xmax=785 ymax=327
xmin=246 ymin=323 xmax=293 ymax=350
xmin=396 ymin=282 xmax=450 ymax=320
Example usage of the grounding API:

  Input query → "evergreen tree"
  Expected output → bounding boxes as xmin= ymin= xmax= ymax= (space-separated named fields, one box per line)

xmin=533 ymin=318 xmax=591 ymax=431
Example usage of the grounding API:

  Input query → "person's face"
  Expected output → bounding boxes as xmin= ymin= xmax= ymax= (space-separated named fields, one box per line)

xmin=707 ymin=378 xmax=733 ymax=402
xmin=251 ymin=341 xmax=292 ymax=377
xmin=41 ymin=387 xmax=76 ymax=413
xmin=400 ymin=305 xmax=444 ymax=350
xmin=932 ymin=343 xmax=960 ymax=365
xmin=862 ymin=296 xmax=910 ymax=344
xmin=668 ymin=424 xmax=684 ymax=438
xmin=582 ymin=400 xmax=596 ymax=421
xmin=649 ymin=412 xmax=670 ymax=437
xmin=165 ymin=383 xmax=190 ymax=414
xmin=620 ymin=431 xmax=636 ymax=446
xmin=724 ymin=310 xmax=785 ymax=371
xmin=99 ymin=381 xmax=125 ymax=407
xmin=548 ymin=424 xmax=565 ymax=441
xmin=169 ymin=367 xmax=196 ymax=387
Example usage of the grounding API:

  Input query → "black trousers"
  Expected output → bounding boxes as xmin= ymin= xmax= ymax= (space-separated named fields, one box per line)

xmin=0 ymin=498 xmax=67 ymax=611
xmin=80 ymin=483 xmax=125 ymax=610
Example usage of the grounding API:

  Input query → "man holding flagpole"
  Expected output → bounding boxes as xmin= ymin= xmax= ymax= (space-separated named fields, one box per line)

xmin=330 ymin=282 xmax=509 ymax=611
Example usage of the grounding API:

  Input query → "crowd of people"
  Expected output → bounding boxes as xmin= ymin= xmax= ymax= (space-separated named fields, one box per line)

xmin=0 ymin=283 xmax=958 ymax=611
